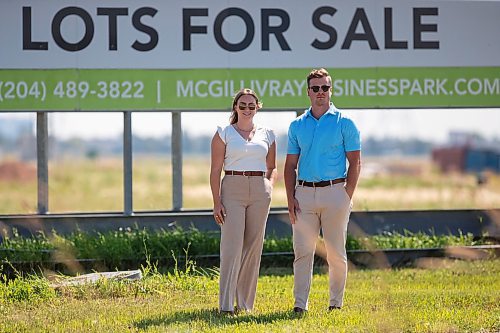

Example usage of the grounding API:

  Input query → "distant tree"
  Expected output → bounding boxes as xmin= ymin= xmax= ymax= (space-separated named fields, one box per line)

xmin=86 ymin=149 xmax=99 ymax=160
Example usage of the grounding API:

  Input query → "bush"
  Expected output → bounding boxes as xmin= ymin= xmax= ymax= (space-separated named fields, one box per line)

xmin=1 ymin=227 xmax=491 ymax=267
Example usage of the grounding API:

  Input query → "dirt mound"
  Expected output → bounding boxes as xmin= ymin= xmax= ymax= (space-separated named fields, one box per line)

xmin=0 ymin=161 xmax=37 ymax=182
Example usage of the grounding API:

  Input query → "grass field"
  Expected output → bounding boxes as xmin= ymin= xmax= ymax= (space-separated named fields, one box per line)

xmin=1 ymin=156 xmax=499 ymax=214
xmin=1 ymin=259 xmax=499 ymax=332
xmin=1 ymin=156 xmax=499 ymax=331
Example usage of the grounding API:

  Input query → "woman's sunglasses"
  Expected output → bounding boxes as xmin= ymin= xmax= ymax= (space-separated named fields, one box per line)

xmin=309 ymin=85 xmax=331 ymax=93
xmin=238 ymin=104 xmax=257 ymax=110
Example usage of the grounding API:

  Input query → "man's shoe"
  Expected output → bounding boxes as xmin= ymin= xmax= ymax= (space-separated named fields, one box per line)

xmin=220 ymin=310 xmax=235 ymax=316
xmin=293 ymin=307 xmax=306 ymax=314
xmin=328 ymin=305 xmax=341 ymax=311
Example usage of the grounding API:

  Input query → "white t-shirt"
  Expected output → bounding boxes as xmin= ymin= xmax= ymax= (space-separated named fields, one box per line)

xmin=217 ymin=124 xmax=276 ymax=172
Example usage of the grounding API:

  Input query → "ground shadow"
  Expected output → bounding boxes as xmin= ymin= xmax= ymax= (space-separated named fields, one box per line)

xmin=133 ymin=308 xmax=301 ymax=330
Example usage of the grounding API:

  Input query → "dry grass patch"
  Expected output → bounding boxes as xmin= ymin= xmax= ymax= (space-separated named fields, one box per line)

xmin=1 ymin=156 xmax=499 ymax=214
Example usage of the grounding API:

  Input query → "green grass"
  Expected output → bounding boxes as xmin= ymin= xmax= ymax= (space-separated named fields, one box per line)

xmin=0 ymin=259 xmax=499 ymax=332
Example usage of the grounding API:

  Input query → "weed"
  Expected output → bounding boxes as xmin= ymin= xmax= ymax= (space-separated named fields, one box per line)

xmin=0 ymin=272 xmax=56 ymax=304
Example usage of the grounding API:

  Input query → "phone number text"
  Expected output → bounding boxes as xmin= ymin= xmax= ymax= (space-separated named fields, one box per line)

xmin=0 ymin=80 xmax=145 ymax=102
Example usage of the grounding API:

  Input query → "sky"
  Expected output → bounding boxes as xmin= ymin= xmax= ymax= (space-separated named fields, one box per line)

xmin=1 ymin=108 xmax=499 ymax=143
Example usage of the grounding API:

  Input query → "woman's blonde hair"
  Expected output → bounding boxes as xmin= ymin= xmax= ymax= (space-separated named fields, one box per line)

xmin=229 ymin=88 xmax=263 ymax=124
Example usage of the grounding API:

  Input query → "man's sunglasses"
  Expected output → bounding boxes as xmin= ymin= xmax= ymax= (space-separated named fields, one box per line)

xmin=238 ymin=104 xmax=257 ymax=111
xmin=309 ymin=85 xmax=331 ymax=93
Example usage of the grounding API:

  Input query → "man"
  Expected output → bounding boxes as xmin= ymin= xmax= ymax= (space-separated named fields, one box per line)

xmin=284 ymin=68 xmax=361 ymax=313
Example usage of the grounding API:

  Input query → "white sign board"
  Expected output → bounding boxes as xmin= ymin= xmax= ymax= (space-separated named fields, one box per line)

xmin=0 ymin=0 xmax=499 ymax=110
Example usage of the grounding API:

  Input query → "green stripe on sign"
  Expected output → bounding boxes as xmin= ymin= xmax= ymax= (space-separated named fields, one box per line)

xmin=0 ymin=67 xmax=499 ymax=111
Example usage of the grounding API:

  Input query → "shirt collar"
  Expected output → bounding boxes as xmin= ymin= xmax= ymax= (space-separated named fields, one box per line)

xmin=305 ymin=103 xmax=339 ymax=119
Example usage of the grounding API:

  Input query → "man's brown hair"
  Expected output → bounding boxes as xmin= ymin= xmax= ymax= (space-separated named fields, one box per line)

xmin=307 ymin=68 xmax=331 ymax=87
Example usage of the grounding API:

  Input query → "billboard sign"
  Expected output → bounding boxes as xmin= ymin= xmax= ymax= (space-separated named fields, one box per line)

xmin=0 ymin=1 xmax=499 ymax=110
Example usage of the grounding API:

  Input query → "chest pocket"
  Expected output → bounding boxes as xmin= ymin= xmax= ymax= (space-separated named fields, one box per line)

xmin=318 ymin=126 xmax=343 ymax=154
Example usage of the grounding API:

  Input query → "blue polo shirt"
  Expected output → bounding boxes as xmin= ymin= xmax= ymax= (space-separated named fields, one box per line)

xmin=287 ymin=104 xmax=361 ymax=182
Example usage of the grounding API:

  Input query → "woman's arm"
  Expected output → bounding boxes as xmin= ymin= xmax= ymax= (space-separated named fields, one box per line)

xmin=266 ymin=141 xmax=277 ymax=187
xmin=210 ymin=132 xmax=226 ymax=224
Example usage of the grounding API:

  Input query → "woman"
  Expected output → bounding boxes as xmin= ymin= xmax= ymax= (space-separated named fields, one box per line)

xmin=210 ymin=88 xmax=277 ymax=314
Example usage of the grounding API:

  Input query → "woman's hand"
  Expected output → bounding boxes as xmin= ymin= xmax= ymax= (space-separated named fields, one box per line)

xmin=213 ymin=203 xmax=226 ymax=225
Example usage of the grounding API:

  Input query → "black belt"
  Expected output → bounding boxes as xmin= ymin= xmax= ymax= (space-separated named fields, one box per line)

xmin=225 ymin=170 xmax=265 ymax=177
xmin=298 ymin=178 xmax=346 ymax=187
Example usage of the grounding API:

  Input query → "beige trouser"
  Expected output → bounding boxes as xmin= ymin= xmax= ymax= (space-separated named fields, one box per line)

xmin=219 ymin=175 xmax=272 ymax=312
xmin=293 ymin=183 xmax=352 ymax=309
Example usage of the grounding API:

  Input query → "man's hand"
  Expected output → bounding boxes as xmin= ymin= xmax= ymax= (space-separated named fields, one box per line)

xmin=287 ymin=198 xmax=301 ymax=224
xmin=345 ymin=150 xmax=361 ymax=200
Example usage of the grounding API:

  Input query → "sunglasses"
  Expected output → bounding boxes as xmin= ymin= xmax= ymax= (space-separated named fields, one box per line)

xmin=309 ymin=85 xmax=331 ymax=93
xmin=238 ymin=104 xmax=257 ymax=111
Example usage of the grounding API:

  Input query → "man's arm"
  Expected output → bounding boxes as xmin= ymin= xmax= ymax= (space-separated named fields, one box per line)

xmin=284 ymin=154 xmax=300 ymax=224
xmin=345 ymin=150 xmax=361 ymax=199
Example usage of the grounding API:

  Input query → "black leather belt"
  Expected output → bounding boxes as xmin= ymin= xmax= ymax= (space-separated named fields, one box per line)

xmin=298 ymin=178 xmax=346 ymax=187
xmin=225 ymin=170 xmax=265 ymax=177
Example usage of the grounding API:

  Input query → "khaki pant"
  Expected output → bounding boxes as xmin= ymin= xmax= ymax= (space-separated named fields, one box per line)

xmin=292 ymin=183 xmax=351 ymax=309
xmin=219 ymin=175 xmax=272 ymax=311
